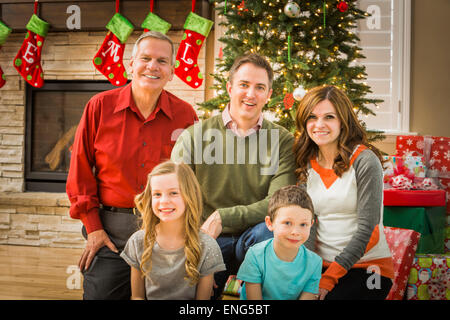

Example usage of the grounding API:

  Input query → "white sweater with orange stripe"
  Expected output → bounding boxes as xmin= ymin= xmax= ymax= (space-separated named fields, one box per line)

xmin=304 ymin=145 xmax=394 ymax=291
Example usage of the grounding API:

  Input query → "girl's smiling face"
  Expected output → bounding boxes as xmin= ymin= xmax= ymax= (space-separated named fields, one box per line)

xmin=151 ymin=173 xmax=185 ymax=224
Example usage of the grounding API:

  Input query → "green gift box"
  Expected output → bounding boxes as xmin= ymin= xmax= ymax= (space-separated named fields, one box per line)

xmin=384 ymin=206 xmax=446 ymax=254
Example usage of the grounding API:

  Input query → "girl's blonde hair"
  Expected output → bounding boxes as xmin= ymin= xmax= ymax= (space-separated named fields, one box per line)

xmin=134 ymin=160 xmax=203 ymax=285
xmin=293 ymin=85 xmax=383 ymax=183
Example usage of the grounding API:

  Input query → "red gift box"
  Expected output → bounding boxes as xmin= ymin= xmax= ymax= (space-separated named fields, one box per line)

xmin=383 ymin=189 xmax=446 ymax=207
xmin=396 ymin=135 xmax=450 ymax=180
xmin=396 ymin=136 xmax=426 ymax=158
xmin=429 ymin=137 xmax=450 ymax=179
xmin=438 ymin=177 xmax=450 ymax=214
xmin=384 ymin=226 xmax=421 ymax=300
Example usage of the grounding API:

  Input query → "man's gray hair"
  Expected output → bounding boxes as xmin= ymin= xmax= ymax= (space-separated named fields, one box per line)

xmin=131 ymin=31 xmax=175 ymax=65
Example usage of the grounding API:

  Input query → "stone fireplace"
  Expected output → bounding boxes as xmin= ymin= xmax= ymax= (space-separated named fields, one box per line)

xmin=0 ymin=0 xmax=213 ymax=248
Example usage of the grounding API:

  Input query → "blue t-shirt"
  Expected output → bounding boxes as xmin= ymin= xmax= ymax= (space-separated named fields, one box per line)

xmin=237 ymin=238 xmax=322 ymax=300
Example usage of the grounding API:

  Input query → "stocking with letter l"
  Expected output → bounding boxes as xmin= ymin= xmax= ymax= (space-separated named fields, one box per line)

xmin=174 ymin=1 xmax=213 ymax=89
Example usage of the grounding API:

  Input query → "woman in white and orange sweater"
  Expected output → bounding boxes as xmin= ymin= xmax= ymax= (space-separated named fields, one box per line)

xmin=293 ymin=85 xmax=394 ymax=300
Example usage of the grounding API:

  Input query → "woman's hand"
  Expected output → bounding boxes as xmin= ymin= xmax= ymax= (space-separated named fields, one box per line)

xmin=318 ymin=288 xmax=329 ymax=300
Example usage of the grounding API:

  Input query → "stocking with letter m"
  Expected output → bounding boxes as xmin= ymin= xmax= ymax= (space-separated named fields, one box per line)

xmin=93 ymin=12 xmax=134 ymax=86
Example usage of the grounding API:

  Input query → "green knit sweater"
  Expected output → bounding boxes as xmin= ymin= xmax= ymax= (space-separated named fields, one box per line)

xmin=171 ymin=115 xmax=297 ymax=235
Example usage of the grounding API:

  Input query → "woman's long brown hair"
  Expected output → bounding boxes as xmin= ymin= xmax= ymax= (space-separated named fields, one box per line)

xmin=293 ymin=85 xmax=383 ymax=183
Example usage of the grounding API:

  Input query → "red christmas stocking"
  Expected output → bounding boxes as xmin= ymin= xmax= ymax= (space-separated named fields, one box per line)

xmin=174 ymin=12 xmax=213 ymax=89
xmin=93 ymin=13 xmax=134 ymax=86
xmin=0 ymin=20 xmax=12 ymax=89
xmin=13 ymin=14 xmax=49 ymax=88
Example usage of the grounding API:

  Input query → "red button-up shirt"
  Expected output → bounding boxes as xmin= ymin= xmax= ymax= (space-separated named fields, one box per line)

xmin=66 ymin=83 xmax=198 ymax=233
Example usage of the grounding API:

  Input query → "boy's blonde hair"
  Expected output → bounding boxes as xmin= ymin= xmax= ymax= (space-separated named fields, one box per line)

xmin=268 ymin=185 xmax=314 ymax=221
xmin=134 ymin=160 xmax=203 ymax=285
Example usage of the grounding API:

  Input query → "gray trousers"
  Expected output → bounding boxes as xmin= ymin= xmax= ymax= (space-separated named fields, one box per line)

xmin=81 ymin=208 xmax=140 ymax=300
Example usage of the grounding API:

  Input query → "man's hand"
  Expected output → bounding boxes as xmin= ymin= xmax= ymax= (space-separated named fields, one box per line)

xmin=200 ymin=210 xmax=222 ymax=239
xmin=78 ymin=229 xmax=118 ymax=271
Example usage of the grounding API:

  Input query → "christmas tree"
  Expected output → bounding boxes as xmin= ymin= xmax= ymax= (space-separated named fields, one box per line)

xmin=200 ymin=0 xmax=384 ymax=140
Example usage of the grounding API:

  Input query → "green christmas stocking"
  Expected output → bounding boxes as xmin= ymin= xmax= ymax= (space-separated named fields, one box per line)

xmin=141 ymin=12 xmax=171 ymax=34
xmin=93 ymin=13 xmax=134 ymax=86
xmin=0 ymin=20 xmax=12 ymax=89
xmin=174 ymin=12 xmax=213 ymax=89
xmin=13 ymin=14 xmax=49 ymax=88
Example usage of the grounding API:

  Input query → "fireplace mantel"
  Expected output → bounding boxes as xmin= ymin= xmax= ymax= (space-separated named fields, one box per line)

xmin=0 ymin=0 xmax=212 ymax=32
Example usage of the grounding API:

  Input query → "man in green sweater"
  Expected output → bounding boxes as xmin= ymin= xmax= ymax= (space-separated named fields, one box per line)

xmin=171 ymin=53 xmax=297 ymax=297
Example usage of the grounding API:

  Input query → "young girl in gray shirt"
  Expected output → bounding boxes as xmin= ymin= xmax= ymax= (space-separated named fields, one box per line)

xmin=121 ymin=161 xmax=225 ymax=299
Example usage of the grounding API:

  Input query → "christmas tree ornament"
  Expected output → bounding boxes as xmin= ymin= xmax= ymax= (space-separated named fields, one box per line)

xmin=13 ymin=1 xmax=49 ymax=88
xmin=293 ymin=85 xmax=307 ymax=101
xmin=283 ymin=92 xmax=295 ymax=110
xmin=0 ymin=20 xmax=12 ymax=89
xmin=337 ymin=1 xmax=349 ymax=13
xmin=141 ymin=0 xmax=171 ymax=33
xmin=237 ymin=0 xmax=248 ymax=16
xmin=284 ymin=0 xmax=301 ymax=18
xmin=174 ymin=1 xmax=213 ymax=89
xmin=93 ymin=0 xmax=134 ymax=86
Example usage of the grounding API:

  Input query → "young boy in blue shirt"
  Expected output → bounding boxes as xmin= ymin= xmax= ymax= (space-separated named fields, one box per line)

xmin=237 ymin=185 xmax=322 ymax=300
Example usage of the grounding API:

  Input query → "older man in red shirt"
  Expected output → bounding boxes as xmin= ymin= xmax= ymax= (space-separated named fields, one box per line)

xmin=66 ymin=31 xmax=198 ymax=299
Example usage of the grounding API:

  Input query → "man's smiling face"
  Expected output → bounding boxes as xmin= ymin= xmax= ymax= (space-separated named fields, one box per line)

xmin=226 ymin=62 xmax=273 ymax=127
xmin=130 ymin=37 xmax=174 ymax=93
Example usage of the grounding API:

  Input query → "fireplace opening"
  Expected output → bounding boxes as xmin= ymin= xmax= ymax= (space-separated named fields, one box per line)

xmin=25 ymin=81 xmax=118 ymax=192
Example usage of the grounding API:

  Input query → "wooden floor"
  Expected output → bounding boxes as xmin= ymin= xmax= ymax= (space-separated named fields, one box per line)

xmin=0 ymin=245 xmax=84 ymax=300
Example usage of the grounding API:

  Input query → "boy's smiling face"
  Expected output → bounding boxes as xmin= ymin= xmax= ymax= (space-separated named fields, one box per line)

xmin=265 ymin=205 xmax=313 ymax=260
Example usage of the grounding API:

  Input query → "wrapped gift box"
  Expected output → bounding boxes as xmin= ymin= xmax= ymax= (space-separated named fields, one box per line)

xmin=438 ymin=177 xmax=450 ymax=214
xmin=384 ymin=206 xmax=446 ymax=254
xmin=396 ymin=136 xmax=427 ymax=157
xmin=384 ymin=227 xmax=421 ymax=300
xmin=446 ymin=226 xmax=450 ymax=253
xmin=383 ymin=155 xmax=426 ymax=184
xmin=222 ymin=275 xmax=242 ymax=297
xmin=383 ymin=189 xmax=446 ymax=207
xmin=429 ymin=137 xmax=450 ymax=179
xmin=406 ymin=253 xmax=450 ymax=300
xmin=396 ymin=135 xmax=450 ymax=180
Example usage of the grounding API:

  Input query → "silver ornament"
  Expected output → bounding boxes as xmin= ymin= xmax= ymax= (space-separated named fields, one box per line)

xmin=293 ymin=86 xmax=307 ymax=100
xmin=284 ymin=1 xmax=301 ymax=18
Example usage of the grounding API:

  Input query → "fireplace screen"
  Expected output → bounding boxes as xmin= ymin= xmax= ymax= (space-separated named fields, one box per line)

xmin=26 ymin=81 xmax=117 ymax=192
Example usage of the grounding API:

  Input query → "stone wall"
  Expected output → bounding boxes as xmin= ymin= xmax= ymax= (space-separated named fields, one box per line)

xmin=0 ymin=30 xmax=206 ymax=248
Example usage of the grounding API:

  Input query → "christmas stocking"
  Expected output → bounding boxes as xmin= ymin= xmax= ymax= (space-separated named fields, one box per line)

xmin=174 ymin=12 xmax=213 ymax=89
xmin=141 ymin=12 xmax=171 ymax=34
xmin=93 ymin=13 xmax=134 ymax=86
xmin=13 ymin=14 xmax=49 ymax=88
xmin=0 ymin=20 xmax=12 ymax=89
